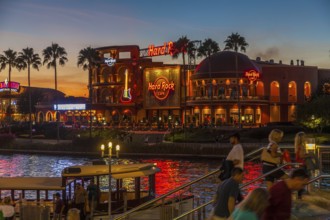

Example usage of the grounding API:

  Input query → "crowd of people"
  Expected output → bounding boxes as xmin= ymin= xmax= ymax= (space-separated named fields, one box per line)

xmin=210 ymin=129 xmax=315 ymax=220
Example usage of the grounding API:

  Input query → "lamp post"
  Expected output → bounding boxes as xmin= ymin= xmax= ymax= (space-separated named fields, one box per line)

xmin=306 ymin=138 xmax=316 ymax=154
xmin=101 ymin=142 xmax=120 ymax=219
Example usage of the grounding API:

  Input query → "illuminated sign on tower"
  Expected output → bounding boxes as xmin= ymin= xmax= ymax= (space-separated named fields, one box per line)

xmin=0 ymin=79 xmax=20 ymax=92
xmin=148 ymin=41 xmax=174 ymax=57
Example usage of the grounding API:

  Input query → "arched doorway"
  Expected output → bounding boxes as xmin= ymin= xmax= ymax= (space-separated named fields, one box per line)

xmin=46 ymin=111 xmax=53 ymax=122
xmin=270 ymin=81 xmax=280 ymax=102
xmin=37 ymin=112 xmax=44 ymax=123
xmin=288 ymin=81 xmax=297 ymax=102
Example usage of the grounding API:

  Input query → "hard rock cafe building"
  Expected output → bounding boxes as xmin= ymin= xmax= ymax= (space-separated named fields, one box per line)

xmin=1 ymin=42 xmax=329 ymax=127
xmin=90 ymin=43 xmax=329 ymax=127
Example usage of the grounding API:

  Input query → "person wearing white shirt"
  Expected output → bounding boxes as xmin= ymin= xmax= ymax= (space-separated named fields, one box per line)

xmin=0 ymin=197 xmax=15 ymax=218
xmin=226 ymin=132 xmax=244 ymax=169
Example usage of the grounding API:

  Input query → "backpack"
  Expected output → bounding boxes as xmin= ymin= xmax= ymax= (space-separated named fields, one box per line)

xmin=260 ymin=145 xmax=281 ymax=165
xmin=218 ymin=159 xmax=234 ymax=181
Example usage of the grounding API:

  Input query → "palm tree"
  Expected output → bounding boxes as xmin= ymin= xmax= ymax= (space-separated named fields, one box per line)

xmin=224 ymin=33 xmax=249 ymax=128
xmin=197 ymin=38 xmax=220 ymax=125
xmin=77 ymin=46 xmax=101 ymax=138
xmin=197 ymin=38 xmax=220 ymax=58
xmin=171 ymin=36 xmax=190 ymax=129
xmin=42 ymin=43 xmax=68 ymax=141
xmin=0 ymin=49 xmax=20 ymax=133
xmin=18 ymin=47 xmax=41 ymax=140
xmin=224 ymin=32 xmax=248 ymax=52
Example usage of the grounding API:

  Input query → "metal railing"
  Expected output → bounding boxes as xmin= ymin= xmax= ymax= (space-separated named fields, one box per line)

xmin=113 ymin=169 xmax=220 ymax=220
xmin=244 ymin=146 xmax=295 ymax=162
xmin=113 ymin=144 xmax=329 ymax=220
xmin=114 ymin=146 xmax=274 ymax=220
xmin=173 ymin=162 xmax=301 ymax=220
xmin=308 ymin=174 xmax=330 ymax=185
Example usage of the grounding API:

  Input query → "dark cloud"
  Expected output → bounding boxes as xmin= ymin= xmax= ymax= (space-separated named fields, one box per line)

xmin=255 ymin=47 xmax=279 ymax=60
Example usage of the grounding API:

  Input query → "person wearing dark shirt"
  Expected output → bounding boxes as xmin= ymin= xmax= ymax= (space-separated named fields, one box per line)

xmin=262 ymin=168 xmax=309 ymax=220
xmin=54 ymin=193 xmax=64 ymax=220
xmin=212 ymin=167 xmax=244 ymax=220
xmin=87 ymin=179 xmax=99 ymax=211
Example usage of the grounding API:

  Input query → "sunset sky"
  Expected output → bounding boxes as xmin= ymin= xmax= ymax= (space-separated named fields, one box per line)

xmin=0 ymin=0 xmax=329 ymax=97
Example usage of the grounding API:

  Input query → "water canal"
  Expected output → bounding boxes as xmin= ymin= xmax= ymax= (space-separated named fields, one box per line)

xmin=0 ymin=153 xmax=263 ymax=201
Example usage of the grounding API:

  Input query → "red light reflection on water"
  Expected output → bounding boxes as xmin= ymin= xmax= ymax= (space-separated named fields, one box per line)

xmin=141 ymin=159 xmax=263 ymax=196
xmin=141 ymin=159 xmax=190 ymax=195
xmin=242 ymin=162 xmax=263 ymax=194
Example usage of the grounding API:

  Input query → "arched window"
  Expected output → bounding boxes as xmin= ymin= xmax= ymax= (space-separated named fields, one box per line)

xmin=255 ymin=81 xmax=264 ymax=97
xmin=304 ymin=81 xmax=312 ymax=101
xmin=288 ymin=81 xmax=297 ymax=102
xmin=46 ymin=111 xmax=53 ymax=122
xmin=37 ymin=112 xmax=44 ymax=123
xmin=218 ymin=86 xmax=225 ymax=96
xmin=270 ymin=81 xmax=280 ymax=102
xmin=117 ymin=66 xmax=129 ymax=83
xmin=101 ymin=67 xmax=112 ymax=83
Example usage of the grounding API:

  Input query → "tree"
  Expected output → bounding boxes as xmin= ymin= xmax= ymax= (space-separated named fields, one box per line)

xmin=0 ymin=49 xmax=20 ymax=133
xmin=77 ymin=46 xmax=101 ymax=138
xmin=42 ymin=43 xmax=68 ymax=141
xmin=171 ymin=36 xmax=190 ymax=128
xmin=197 ymin=38 xmax=220 ymax=124
xmin=295 ymin=95 xmax=330 ymax=133
xmin=197 ymin=38 xmax=220 ymax=58
xmin=223 ymin=32 xmax=249 ymax=52
xmin=224 ymin=33 xmax=249 ymax=128
xmin=18 ymin=47 xmax=41 ymax=140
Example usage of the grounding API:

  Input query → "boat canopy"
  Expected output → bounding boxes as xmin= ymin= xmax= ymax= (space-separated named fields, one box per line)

xmin=62 ymin=163 xmax=160 ymax=179
xmin=0 ymin=177 xmax=64 ymax=190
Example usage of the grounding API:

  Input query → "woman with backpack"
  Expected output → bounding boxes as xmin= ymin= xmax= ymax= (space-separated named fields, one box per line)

xmin=261 ymin=129 xmax=288 ymax=190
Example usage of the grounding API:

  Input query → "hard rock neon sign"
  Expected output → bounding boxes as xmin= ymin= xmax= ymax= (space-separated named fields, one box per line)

xmin=244 ymin=70 xmax=260 ymax=82
xmin=148 ymin=41 xmax=174 ymax=57
xmin=104 ymin=57 xmax=116 ymax=66
xmin=0 ymin=79 xmax=20 ymax=92
xmin=148 ymin=76 xmax=175 ymax=100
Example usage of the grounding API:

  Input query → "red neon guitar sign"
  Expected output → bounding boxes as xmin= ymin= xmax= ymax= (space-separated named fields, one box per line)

xmin=120 ymin=69 xmax=132 ymax=103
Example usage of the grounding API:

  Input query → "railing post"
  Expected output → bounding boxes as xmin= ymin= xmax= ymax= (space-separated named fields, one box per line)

xmin=202 ymin=198 xmax=206 ymax=220
xmin=196 ymin=197 xmax=201 ymax=220
xmin=123 ymin=190 xmax=128 ymax=212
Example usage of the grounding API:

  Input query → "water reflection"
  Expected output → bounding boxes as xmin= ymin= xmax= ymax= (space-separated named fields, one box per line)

xmin=0 ymin=154 xmax=261 ymax=200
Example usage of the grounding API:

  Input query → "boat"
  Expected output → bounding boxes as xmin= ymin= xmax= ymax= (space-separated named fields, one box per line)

xmin=0 ymin=162 xmax=163 ymax=219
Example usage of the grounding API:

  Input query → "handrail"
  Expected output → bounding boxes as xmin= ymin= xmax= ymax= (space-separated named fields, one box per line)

xmin=244 ymin=147 xmax=263 ymax=158
xmin=308 ymin=174 xmax=330 ymax=184
xmin=113 ymin=169 xmax=221 ymax=220
xmin=244 ymin=146 xmax=295 ymax=162
xmin=114 ymin=148 xmax=299 ymax=220
xmin=173 ymin=162 xmax=301 ymax=220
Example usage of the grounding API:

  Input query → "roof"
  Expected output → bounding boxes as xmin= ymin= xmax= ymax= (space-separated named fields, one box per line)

xmin=192 ymin=51 xmax=260 ymax=80
xmin=62 ymin=163 xmax=161 ymax=179
xmin=0 ymin=177 xmax=63 ymax=190
xmin=0 ymin=163 xmax=161 ymax=191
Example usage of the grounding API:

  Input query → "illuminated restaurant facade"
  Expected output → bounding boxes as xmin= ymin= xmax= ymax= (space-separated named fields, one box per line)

xmin=1 ymin=43 xmax=329 ymax=127
xmin=89 ymin=44 xmax=329 ymax=127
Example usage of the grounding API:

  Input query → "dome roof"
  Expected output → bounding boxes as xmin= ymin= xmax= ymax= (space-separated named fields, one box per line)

xmin=192 ymin=51 xmax=260 ymax=80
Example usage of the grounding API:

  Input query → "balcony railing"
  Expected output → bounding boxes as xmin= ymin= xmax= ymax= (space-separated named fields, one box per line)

xmin=187 ymin=95 xmax=269 ymax=101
